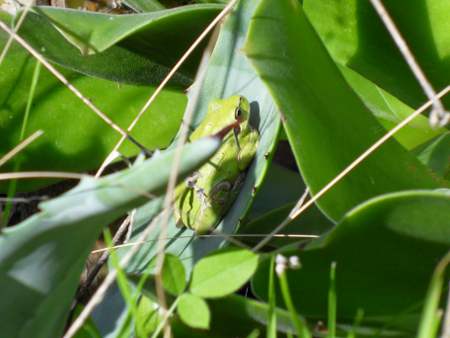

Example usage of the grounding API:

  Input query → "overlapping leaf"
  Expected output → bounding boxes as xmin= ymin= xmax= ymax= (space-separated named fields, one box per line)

xmin=17 ymin=5 xmax=222 ymax=85
xmin=303 ymin=0 xmax=450 ymax=108
xmin=0 ymin=12 xmax=186 ymax=192
xmin=0 ymin=137 xmax=219 ymax=338
xmin=252 ymin=189 xmax=450 ymax=332
xmin=245 ymin=0 xmax=446 ymax=221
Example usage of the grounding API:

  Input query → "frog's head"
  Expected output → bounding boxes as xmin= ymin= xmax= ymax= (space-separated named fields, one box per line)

xmin=234 ymin=96 xmax=250 ymax=123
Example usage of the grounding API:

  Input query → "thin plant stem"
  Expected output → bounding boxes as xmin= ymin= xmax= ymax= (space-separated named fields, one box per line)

xmin=74 ymin=213 xmax=134 ymax=304
xmin=0 ymin=171 xmax=84 ymax=181
xmin=0 ymin=130 xmax=43 ymax=168
xmin=103 ymin=229 xmax=146 ymax=337
xmin=278 ymin=271 xmax=311 ymax=338
xmin=63 ymin=211 xmax=162 ymax=338
xmin=369 ymin=0 xmax=449 ymax=127
xmin=327 ymin=262 xmax=337 ymax=338
xmin=1 ymin=61 xmax=42 ymax=229
xmin=253 ymin=188 xmax=309 ymax=251
xmin=417 ymin=250 xmax=450 ymax=338
xmin=91 ymin=233 xmax=318 ymax=254
xmin=150 ymin=297 xmax=180 ymax=338
xmin=267 ymin=255 xmax=277 ymax=338
xmin=442 ymin=284 xmax=450 ymax=338
xmin=0 ymin=0 xmax=34 ymax=66
xmin=346 ymin=309 xmax=364 ymax=338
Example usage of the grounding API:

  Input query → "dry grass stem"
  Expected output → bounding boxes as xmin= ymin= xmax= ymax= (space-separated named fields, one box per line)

xmin=0 ymin=0 xmax=34 ymax=66
xmin=370 ymin=0 xmax=449 ymax=127
xmin=91 ymin=233 xmax=319 ymax=254
xmin=0 ymin=171 xmax=85 ymax=181
xmin=0 ymin=130 xmax=43 ymax=167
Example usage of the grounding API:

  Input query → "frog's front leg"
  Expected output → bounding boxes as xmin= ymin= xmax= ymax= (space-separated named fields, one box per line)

xmin=237 ymin=130 xmax=259 ymax=170
xmin=233 ymin=127 xmax=242 ymax=153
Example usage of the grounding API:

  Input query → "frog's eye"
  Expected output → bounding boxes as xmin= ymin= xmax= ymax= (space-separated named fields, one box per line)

xmin=235 ymin=107 xmax=243 ymax=120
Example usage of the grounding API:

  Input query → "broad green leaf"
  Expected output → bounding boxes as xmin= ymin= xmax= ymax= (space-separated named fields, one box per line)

xmin=339 ymin=65 xmax=445 ymax=150
xmin=414 ymin=132 xmax=450 ymax=180
xmin=170 ymin=294 xmax=326 ymax=337
xmin=0 ymin=17 xmax=185 ymax=192
xmin=245 ymin=0 xmax=445 ymax=221
xmin=252 ymin=189 xmax=450 ymax=332
xmin=135 ymin=294 xmax=161 ymax=336
xmin=123 ymin=0 xmax=281 ymax=276
xmin=16 ymin=5 xmax=221 ymax=85
xmin=0 ymin=137 xmax=220 ymax=338
xmin=247 ymin=162 xmax=306 ymax=220
xmin=177 ymin=293 xmax=210 ymax=329
xmin=190 ymin=247 xmax=259 ymax=298
xmin=162 ymin=253 xmax=186 ymax=295
xmin=303 ymin=0 xmax=450 ymax=108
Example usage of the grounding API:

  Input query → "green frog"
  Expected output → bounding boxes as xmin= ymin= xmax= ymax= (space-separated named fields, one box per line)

xmin=174 ymin=95 xmax=259 ymax=233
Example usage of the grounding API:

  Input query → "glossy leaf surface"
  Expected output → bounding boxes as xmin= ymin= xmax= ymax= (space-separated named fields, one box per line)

xmin=245 ymin=0 xmax=444 ymax=221
xmin=252 ymin=190 xmax=450 ymax=331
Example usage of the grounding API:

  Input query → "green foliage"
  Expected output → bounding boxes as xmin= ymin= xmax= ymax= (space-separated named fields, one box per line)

xmin=303 ymin=0 xmax=450 ymax=108
xmin=0 ymin=137 xmax=219 ymax=338
xmin=177 ymin=293 xmax=211 ymax=329
xmin=0 ymin=12 xmax=187 ymax=191
xmin=19 ymin=5 xmax=222 ymax=85
xmin=0 ymin=0 xmax=449 ymax=337
xmin=244 ymin=0 xmax=445 ymax=222
xmin=117 ymin=0 xmax=280 ymax=278
xmin=252 ymin=190 xmax=450 ymax=333
xmin=190 ymin=247 xmax=259 ymax=298
xmin=162 ymin=253 xmax=186 ymax=296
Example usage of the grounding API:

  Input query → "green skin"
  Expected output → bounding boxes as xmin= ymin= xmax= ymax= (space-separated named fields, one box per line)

xmin=175 ymin=95 xmax=259 ymax=234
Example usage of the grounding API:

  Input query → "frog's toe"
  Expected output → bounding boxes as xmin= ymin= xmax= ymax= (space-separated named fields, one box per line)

xmin=175 ymin=216 xmax=185 ymax=229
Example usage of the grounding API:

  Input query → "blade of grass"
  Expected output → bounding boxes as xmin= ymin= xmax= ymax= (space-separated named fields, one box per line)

xmin=114 ymin=247 xmax=163 ymax=337
xmin=104 ymin=229 xmax=146 ymax=338
xmin=346 ymin=309 xmax=364 ymax=338
xmin=267 ymin=255 xmax=277 ymax=338
xmin=417 ymin=250 xmax=450 ymax=338
xmin=432 ymin=311 xmax=444 ymax=338
xmin=63 ymin=211 xmax=162 ymax=338
xmin=1 ymin=60 xmax=42 ymax=228
xmin=150 ymin=296 xmax=180 ymax=338
xmin=327 ymin=262 xmax=337 ymax=338
xmin=278 ymin=271 xmax=311 ymax=338
xmin=443 ymin=287 xmax=450 ymax=338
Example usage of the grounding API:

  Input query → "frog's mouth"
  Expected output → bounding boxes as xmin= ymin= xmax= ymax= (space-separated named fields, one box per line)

xmin=213 ymin=120 xmax=241 ymax=140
